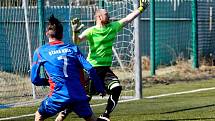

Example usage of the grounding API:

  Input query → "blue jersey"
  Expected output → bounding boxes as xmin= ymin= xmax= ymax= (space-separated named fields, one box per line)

xmin=31 ymin=41 xmax=105 ymax=102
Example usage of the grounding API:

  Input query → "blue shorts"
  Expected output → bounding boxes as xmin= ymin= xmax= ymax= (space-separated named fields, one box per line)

xmin=38 ymin=97 xmax=93 ymax=118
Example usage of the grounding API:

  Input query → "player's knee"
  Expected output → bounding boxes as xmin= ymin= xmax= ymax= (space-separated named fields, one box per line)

xmin=108 ymin=79 xmax=121 ymax=90
xmin=110 ymin=85 xmax=122 ymax=95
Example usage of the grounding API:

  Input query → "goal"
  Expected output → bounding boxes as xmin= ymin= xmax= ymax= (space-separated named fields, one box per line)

xmin=0 ymin=0 xmax=142 ymax=110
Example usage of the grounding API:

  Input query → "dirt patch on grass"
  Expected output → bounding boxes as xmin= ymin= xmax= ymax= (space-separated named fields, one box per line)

xmin=144 ymin=61 xmax=215 ymax=85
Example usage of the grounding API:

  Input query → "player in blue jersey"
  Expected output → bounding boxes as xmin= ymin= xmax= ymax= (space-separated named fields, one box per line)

xmin=31 ymin=15 xmax=106 ymax=121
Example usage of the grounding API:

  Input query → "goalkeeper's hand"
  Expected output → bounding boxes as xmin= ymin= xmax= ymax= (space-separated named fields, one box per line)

xmin=138 ymin=1 xmax=150 ymax=13
xmin=71 ymin=18 xmax=84 ymax=33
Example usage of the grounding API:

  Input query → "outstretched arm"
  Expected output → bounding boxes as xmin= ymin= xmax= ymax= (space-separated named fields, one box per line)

xmin=71 ymin=18 xmax=86 ymax=44
xmin=119 ymin=1 xmax=149 ymax=26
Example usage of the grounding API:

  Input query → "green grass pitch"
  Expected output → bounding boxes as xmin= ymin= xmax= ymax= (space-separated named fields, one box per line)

xmin=1 ymin=79 xmax=215 ymax=121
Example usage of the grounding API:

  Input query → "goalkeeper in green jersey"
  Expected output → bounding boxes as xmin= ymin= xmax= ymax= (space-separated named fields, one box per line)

xmin=57 ymin=1 xmax=149 ymax=121
xmin=73 ymin=2 xmax=149 ymax=121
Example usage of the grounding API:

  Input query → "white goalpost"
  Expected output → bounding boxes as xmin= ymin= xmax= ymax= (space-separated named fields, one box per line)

xmin=22 ymin=0 xmax=36 ymax=99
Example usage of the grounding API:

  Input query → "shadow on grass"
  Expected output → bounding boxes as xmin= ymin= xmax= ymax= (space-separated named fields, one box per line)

xmin=113 ymin=104 xmax=215 ymax=121
xmin=144 ymin=104 xmax=215 ymax=121
xmin=161 ymin=104 xmax=215 ymax=114
xmin=145 ymin=117 xmax=215 ymax=121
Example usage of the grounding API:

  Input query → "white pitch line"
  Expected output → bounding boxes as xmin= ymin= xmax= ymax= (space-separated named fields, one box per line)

xmin=145 ymin=87 xmax=215 ymax=99
xmin=0 ymin=114 xmax=35 ymax=121
xmin=1 ymin=87 xmax=215 ymax=121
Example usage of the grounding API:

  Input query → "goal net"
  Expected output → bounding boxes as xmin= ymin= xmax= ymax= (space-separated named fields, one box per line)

xmin=69 ymin=0 xmax=138 ymax=99
xmin=0 ymin=0 xmax=37 ymax=108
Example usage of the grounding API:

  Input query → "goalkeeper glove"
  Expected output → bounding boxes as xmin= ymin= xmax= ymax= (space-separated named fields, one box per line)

xmin=138 ymin=1 xmax=150 ymax=13
xmin=71 ymin=18 xmax=84 ymax=33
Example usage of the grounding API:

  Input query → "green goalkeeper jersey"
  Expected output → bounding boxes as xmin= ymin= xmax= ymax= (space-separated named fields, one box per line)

xmin=82 ymin=21 xmax=123 ymax=67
